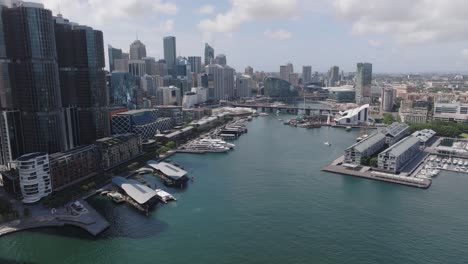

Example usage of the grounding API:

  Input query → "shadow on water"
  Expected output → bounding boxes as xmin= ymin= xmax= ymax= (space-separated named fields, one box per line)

xmin=26 ymin=196 xmax=169 ymax=241
xmin=0 ymin=258 xmax=38 ymax=264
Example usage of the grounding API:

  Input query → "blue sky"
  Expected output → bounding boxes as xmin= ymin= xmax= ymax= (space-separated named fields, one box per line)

xmin=35 ymin=0 xmax=468 ymax=73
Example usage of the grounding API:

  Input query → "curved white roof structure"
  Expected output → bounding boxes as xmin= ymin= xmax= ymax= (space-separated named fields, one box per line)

xmin=112 ymin=176 xmax=157 ymax=205
xmin=147 ymin=161 xmax=187 ymax=179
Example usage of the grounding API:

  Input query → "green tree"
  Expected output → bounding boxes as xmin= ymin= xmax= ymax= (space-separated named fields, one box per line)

xmin=165 ymin=141 xmax=176 ymax=149
xmin=370 ymin=157 xmax=379 ymax=168
xmin=383 ymin=113 xmax=396 ymax=125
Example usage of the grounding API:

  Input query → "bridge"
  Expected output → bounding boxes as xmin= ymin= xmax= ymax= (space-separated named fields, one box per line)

xmin=232 ymin=103 xmax=340 ymax=116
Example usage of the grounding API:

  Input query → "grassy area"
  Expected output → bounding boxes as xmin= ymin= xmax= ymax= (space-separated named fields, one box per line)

xmin=461 ymin=133 xmax=468 ymax=138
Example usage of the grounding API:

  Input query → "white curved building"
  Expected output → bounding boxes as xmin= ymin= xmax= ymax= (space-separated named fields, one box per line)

xmin=17 ymin=152 xmax=52 ymax=204
xmin=335 ymin=104 xmax=370 ymax=125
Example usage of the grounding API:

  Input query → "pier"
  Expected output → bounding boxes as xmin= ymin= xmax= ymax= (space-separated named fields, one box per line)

xmin=322 ymin=156 xmax=432 ymax=189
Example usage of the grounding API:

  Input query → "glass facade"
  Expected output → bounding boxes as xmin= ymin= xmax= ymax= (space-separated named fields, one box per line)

xmin=264 ymin=77 xmax=298 ymax=98
xmin=3 ymin=6 xmax=66 ymax=154
xmin=110 ymin=72 xmax=137 ymax=109
xmin=55 ymin=18 xmax=109 ymax=145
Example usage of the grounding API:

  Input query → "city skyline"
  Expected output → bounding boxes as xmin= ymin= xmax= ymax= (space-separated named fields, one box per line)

xmin=28 ymin=0 xmax=468 ymax=73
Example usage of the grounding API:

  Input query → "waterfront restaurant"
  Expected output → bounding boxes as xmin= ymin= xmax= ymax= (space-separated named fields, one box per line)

xmin=147 ymin=161 xmax=189 ymax=187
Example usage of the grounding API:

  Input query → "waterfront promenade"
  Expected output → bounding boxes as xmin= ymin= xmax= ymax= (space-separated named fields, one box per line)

xmin=0 ymin=200 xmax=109 ymax=237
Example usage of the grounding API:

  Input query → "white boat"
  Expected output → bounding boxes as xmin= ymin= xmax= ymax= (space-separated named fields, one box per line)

xmin=324 ymin=141 xmax=331 ymax=146
xmin=458 ymin=160 xmax=464 ymax=166
xmin=259 ymin=113 xmax=269 ymax=116
xmin=155 ymin=189 xmax=176 ymax=204
xmin=107 ymin=192 xmax=125 ymax=203
xmin=443 ymin=164 xmax=449 ymax=170
xmin=200 ymin=138 xmax=235 ymax=149
xmin=189 ymin=141 xmax=230 ymax=153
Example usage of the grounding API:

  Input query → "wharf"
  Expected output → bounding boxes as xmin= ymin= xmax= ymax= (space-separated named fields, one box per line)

xmin=322 ymin=156 xmax=431 ymax=189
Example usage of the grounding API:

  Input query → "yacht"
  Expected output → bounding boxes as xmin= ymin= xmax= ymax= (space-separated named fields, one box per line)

xmin=200 ymin=138 xmax=235 ymax=149
xmin=453 ymin=159 xmax=458 ymax=165
xmin=458 ymin=160 xmax=464 ymax=166
xmin=189 ymin=141 xmax=230 ymax=153
xmin=443 ymin=164 xmax=449 ymax=170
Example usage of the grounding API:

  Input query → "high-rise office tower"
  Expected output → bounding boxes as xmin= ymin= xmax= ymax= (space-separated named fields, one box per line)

xmin=286 ymin=63 xmax=294 ymax=74
xmin=355 ymin=63 xmax=373 ymax=105
xmin=163 ymin=36 xmax=177 ymax=73
xmin=236 ymin=75 xmax=252 ymax=98
xmin=381 ymin=87 xmax=395 ymax=112
xmin=129 ymin=39 xmax=146 ymax=60
xmin=143 ymin=57 xmax=157 ymax=75
xmin=155 ymin=60 xmax=168 ymax=76
xmin=205 ymin=64 xmax=235 ymax=101
xmin=204 ymin=43 xmax=214 ymax=65
xmin=280 ymin=63 xmax=293 ymax=82
xmin=302 ymin=66 xmax=312 ymax=84
xmin=108 ymin=45 xmax=123 ymax=72
xmin=327 ymin=66 xmax=340 ymax=87
xmin=2 ymin=2 xmax=67 ymax=156
xmin=214 ymin=54 xmax=227 ymax=66
xmin=54 ymin=14 xmax=109 ymax=146
xmin=245 ymin=66 xmax=254 ymax=76
xmin=128 ymin=60 xmax=146 ymax=77
xmin=280 ymin=65 xmax=289 ymax=81
xmin=188 ymin=56 xmax=202 ymax=74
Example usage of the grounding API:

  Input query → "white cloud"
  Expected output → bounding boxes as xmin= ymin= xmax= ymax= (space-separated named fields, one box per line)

xmin=368 ymin=39 xmax=382 ymax=48
xmin=34 ymin=0 xmax=178 ymax=26
xmin=156 ymin=20 xmax=175 ymax=34
xmin=264 ymin=29 xmax=292 ymax=40
xmin=462 ymin=49 xmax=468 ymax=59
xmin=331 ymin=0 xmax=468 ymax=44
xmin=196 ymin=5 xmax=215 ymax=15
xmin=198 ymin=0 xmax=298 ymax=33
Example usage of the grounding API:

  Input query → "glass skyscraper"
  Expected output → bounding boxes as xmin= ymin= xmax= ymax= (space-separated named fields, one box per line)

xmin=2 ymin=2 xmax=67 ymax=155
xmin=204 ymin=43 xmax=214 ymax=66
xmin=55 ymin=15 xmax=110 ymax=146
xmin=163 ymin=36 xmax=177 ymax=74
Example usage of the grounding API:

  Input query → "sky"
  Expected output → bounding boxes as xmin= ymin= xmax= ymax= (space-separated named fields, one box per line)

xmin=32 ymin=0 xmax=468 ymax=73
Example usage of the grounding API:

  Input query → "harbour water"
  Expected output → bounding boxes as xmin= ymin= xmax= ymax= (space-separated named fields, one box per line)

xmin=2 ymin=116 xmax=468 ymax=264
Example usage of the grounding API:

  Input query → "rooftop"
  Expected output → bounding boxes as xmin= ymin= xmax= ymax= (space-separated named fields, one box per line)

xmin=112 ymin=176 xmax=157 ymax=205
xmin=412 ymin=129 xmax=436 ymax=143
xmin=380 ymin=136 xmax=420 ymax=157
xmin=147 ymin=161 xmax=187 ymax=179
xmin=382 ymin=122 xmax=409 ymax=138
xmin=347 ymin=132 xmax=386 ymax=153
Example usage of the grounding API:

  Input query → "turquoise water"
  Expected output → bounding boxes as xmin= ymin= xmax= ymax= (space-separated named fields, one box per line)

xmin=1 ymin=116 xmax=468 ymax=264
